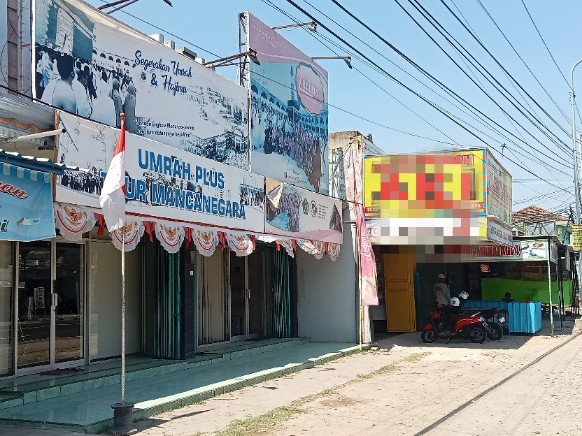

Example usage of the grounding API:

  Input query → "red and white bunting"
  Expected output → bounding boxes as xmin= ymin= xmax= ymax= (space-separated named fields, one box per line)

xmin=226 ymin=233 xmax=254 ymax=257
xmin=193 ymin=228 xmax=219 ymax=257
xmin=54 ymin=203 xmax=96 ymax=241
xmin=277 ymin=239 xmax=296 ymax=258
xmin=327 ymin=242 xmax=341 ymax=261
xmin=297 ymin=239 xmax=324 ymax=259
xmin=110 ymin=221 xmax=144 ymax=252
xmin=155 ymin=223 xmax=185 ymax=254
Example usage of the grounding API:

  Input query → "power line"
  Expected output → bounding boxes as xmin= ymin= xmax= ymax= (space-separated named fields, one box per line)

xmin=520 ymin=0 xmax=571 ymax=89
xmin=438 ymin=0 xmax=571 ymax=145
xmin=282 ymin=0 xmax=573 ymax=194
xmin=260 ymin=0 xmax=458 ymax=144
xmin=474 ymin=0 xmax=571 ymax=125
xmin=323 ymin=0 xmax=573 ymax=170
xmin=405 ymin=0 xmax=572 ymax=159
xmin=96 ymin=0 xmax=221 ymax=58
xmin=449 ymin=0 xmax=544 ymax=128
xmin=397 ymin=0 xmax=572 ymax=175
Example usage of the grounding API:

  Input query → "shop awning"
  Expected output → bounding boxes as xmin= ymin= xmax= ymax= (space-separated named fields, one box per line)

xmin=0 ymin=149 xmax=80 ymax=175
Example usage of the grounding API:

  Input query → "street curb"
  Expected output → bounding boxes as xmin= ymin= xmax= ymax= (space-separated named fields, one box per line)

xmin=90 ymin=344 xmax=371 ymax=434
xmin=0 ymin=344 xmax=370 ymax=434
xmin=415 ymin=326 xmax=582 ymax=435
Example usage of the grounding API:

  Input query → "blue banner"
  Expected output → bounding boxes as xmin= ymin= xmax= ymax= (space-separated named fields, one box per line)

xmin=0 ymin=164 xmax=56 ymax=242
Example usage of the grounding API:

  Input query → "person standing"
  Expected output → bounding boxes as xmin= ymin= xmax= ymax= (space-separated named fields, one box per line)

xmin=42 ymin=54 xmax=77 ymax=114
xmin=123 ymin=84 xmax=138 ymax=134
xmin=110 ymin=78 xmax=123 ymax=128
xmin=433 ymin=273 xmax=451 ymax=307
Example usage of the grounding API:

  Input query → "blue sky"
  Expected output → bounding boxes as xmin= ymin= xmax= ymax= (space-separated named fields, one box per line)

xmin=85 ymin=0 xmax=581 ymax=216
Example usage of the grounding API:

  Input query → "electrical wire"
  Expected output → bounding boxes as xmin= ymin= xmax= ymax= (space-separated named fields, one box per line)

xmin=261 ymin=0 xmax=459 ymax=145
xmin=406 ymin=0 xmax=572 ymax=158
xmin=520 ymin=0 xmax=571 ymax=90
xmin=96 ymin=0 xmax=221 ymax=58
xmin=474 ymin=0 xmax=571 ymax=125
xmin=282 ymin=0 xmax=573 ymax=194
xmin=320 ymin=0 xmax=573 ymax=171
xmin=290 ymin=0 xmax=568 ymax=180
xmin=439 ymin=0 xmax=571 ymax=143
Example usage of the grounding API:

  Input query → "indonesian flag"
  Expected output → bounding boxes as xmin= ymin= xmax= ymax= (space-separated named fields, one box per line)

xmin=99 ymin=113 xmax=126 ymax=232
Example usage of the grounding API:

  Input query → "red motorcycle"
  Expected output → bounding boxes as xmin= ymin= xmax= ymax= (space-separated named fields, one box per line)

xmin=421 ymin=307 xmax=488 ymax=344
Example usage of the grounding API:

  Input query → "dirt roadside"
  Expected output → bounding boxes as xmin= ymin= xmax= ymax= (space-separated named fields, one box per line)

xmin=130 ymin=319 xmax=580 ymax=436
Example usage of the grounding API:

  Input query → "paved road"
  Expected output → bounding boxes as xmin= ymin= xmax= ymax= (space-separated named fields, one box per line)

xmin=424 ymin=330 xmax=582 ymax=436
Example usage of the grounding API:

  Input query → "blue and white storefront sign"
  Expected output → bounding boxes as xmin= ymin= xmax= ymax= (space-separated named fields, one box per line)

xmin=56 ymin=112 xmax=266 ymax=233
xmin=0 ymin=163 xmax=55 ymax=241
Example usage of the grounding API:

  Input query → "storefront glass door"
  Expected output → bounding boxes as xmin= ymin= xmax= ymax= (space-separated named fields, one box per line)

xmin=17 ymin=241 xmax=84 ymax=371
xmin=248 ymin=250 xmax=265 ymax=338
xmin=17 ymin=242 xmax=52 ymax=369
xmin=55 ymin=243 xmax=84 ymax=363
xmin=229 ymin=250 xmax=266 ymax=341
xmin=230 ymin=253 xmax=247 ymax=340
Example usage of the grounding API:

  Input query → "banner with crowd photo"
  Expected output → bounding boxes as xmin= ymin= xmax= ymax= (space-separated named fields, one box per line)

xmin=265 ymin=178 xmax=342 ymax=244
xmin=245 ymin=12 xmax=330 ymax=195
xmin=33 ymin=0 xmax=249 ymax=169
xmin=55 ymin=111 xmax=266 ymax=233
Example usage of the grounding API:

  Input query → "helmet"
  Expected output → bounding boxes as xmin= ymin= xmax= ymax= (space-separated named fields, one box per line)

xmin=450 ymin=297 xmax=460 ymax=307
xmin=459 ymin=291 xmax=469 ymax=300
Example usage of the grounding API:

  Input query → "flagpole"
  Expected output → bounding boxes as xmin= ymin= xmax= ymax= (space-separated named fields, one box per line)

xmin=104 ymin=113 xmax=133 ymax=434
xmin=121 ymin=219 xmax=126 ymax=404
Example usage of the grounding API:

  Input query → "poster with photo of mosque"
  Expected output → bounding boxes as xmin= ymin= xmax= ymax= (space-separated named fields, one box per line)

xmin=245 ymin=12 xmax=330 ymax=195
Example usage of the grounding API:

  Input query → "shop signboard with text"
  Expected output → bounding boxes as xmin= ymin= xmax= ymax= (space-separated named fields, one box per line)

xmin=0 ymin=164 xmax=55 ymax=241
xmin=33 ymin=0 xmax=249 ymax=169
xmin=364 ymin=150 xmax=486 ymax=245
xmin=485 ymin=149 xmax=512 ymax=226
xmin=246 ymin=12 xmax=329 ymax=194
xmin=469 ymin=239 xmax=556 ymax=263
xmin=265 ymin=178 xmax=342 ymax=244
xmin=55 ymin=112 xmax=265 ymax=233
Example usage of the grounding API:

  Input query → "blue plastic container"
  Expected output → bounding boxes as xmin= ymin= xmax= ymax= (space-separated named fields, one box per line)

xmin=507 ymin=301 xmax=542 ymax=334
xmin=463 ymin=300 xmax=541 ymax=334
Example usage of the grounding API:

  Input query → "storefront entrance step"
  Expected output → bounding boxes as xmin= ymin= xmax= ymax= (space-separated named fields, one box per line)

xmin=0 ymin=338 xmax=309 ymax=411
xmin=0 ymin=342 xmax=368 ymax=434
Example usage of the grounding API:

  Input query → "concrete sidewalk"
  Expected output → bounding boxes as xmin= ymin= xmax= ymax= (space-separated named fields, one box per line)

xmin=0 ymin=341 xmax=366 ymax=434
xmin=127 ymin=318 xmax=580 ymax=435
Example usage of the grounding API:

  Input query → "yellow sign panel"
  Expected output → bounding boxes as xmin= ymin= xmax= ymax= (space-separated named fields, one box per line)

xmin=364 ymin=150 xmax=485 ymax=219
xmin=572 ymin=224 xmax=582 ymax=251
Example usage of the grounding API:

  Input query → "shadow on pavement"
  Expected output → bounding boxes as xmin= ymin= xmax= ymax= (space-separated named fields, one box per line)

xmin=373 ymin=317 xmax=580 ymax=351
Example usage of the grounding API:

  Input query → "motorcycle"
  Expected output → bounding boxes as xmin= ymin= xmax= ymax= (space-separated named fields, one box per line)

xmin=461 ymin=307 xmax=504 ymax=341
xmin=421 ymin=307 xmax=488 ymax=344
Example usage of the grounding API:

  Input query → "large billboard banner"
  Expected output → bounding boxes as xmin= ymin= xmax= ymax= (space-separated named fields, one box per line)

xmin=246 ymin=12 xmax=329 ymax=194
xmin=364 ymin=150 xmax=486 ymax=245
xmin=364 ymin=150 xmax=486 ymax=219
xmin=56 ymin=112 xmax=265 ymax=233
xmin=485 ymin=149 xmax=512 ymax=226
xmin=265 ymin=178 xmax=342 ymax=244
xmin=33 ymin=0 xmax=249 ymax=168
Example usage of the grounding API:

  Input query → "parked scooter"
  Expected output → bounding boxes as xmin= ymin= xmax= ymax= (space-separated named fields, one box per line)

xmin=456 ymin=291 xmax=504 ymax=341
xmin=421 ymin=302 xmax=489 ymax=344
xmin=462 ymin=307 xmax=504 ymax=340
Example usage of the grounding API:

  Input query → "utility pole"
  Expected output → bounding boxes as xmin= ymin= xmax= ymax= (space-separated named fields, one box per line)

xmin=570 ymin=60 xmax=582 ymax=311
